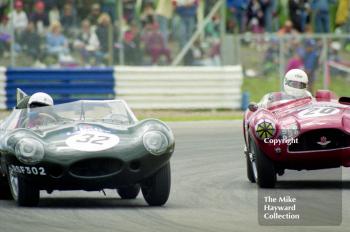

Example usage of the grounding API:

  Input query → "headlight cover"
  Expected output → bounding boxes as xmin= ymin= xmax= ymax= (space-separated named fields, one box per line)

xmin=255 ymin=119 xmax=276 ymax=140
xmin=280 ymin=122 xmax=299 ymax=139
xmin=15 ymin=138 xmax=44 ymax=164
xmin=143 ymin=131 xmax=169 ymax=156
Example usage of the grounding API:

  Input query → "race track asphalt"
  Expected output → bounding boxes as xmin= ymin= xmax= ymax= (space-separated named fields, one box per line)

xmin=0 ymin=121 xmax=349 ymax=232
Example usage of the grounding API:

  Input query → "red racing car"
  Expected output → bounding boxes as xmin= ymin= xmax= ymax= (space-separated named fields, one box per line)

xmin=243 ymin=90 xmax=350 ymax=188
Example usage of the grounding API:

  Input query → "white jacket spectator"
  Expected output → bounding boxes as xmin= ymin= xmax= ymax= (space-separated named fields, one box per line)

xmin=73 ymin=20 xmax=100 ymax=52
xmin=8 ymin=1 xmax=28 ymax=32
xmin=74 ymin=20 xmax=101 ymax=65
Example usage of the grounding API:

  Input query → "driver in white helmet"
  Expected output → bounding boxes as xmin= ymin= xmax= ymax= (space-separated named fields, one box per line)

xmin=261 ymin=69 xmax=312 ymax=106
xmin=283 ymin=69 xmax=312 ymax=99
xmin=25 ymin=92 xmax=56 ymax=128
xmin=28 ymin=92 xmax=54 ymax=108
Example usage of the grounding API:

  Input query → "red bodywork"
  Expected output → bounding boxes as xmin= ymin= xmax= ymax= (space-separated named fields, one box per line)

xmin=243 ymin=90 xmax=350 ymax=170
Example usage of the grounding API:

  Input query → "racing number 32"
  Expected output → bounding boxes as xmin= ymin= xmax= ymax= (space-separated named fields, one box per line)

xmin=298 ymin=107 xmax=340 ymax=118
xmin=76 ymin=133 xmax=110 ymax=145
xmin=65 ymin=132 xmax=120 ymax=152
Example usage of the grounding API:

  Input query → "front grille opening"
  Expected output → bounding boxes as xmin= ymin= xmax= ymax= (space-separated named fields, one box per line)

xmin=70 ymin=158 xmax=122 ymax=177
xmin=289 ymin=128 xmax=350 ymax=152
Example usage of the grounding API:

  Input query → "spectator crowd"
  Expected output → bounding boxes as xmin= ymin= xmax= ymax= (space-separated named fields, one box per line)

xmin=227 ymin=0 xmax=349 ymax=35
xmin=0 ymin=0 xmax=219 ymax=67
xmin=0 ymin=0 xmax=349 ymax=67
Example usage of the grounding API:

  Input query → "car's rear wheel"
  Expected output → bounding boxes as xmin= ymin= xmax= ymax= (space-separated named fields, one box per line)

xmin=250 ymin=138 xmax=276 ymax=188
xmin=8 ymin=167 xmax=40 ymax=207
xmin=117 ymin=184 xmax=140 ymax=199
xmin=141 ymin=162 xmax=171 ymax=206
xmin=0 ymin=176 xmax=12 ymax=200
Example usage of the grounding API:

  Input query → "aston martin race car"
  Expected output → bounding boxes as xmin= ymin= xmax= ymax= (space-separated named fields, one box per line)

xmin=0 ymin=93 xmax=174 ymax=206
xmin=243 ymin=90 xmax=350 ymax=188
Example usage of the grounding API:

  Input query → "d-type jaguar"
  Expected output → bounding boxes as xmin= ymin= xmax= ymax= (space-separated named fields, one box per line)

xmin=0 ymin=93 xmax=174 ymax=207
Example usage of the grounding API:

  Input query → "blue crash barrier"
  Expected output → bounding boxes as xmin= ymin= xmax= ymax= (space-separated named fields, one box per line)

xmin=4 ymin=68 xmax=115 ymax=109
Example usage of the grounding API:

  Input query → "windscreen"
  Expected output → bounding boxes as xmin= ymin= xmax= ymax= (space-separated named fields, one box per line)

xmin=259 ymin=92 xmax=312 ymax=109
xmin=5 ymin=100 xmax=136 ymax=130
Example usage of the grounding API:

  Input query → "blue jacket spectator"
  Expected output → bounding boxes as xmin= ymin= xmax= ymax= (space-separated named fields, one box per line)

xmin=227 ymin=0 xmax=249 ymax=9
xmin=173 ymin=0 xmax=198 ymax=65
xmin=227 ymin=0 xmax=249 ymax=33
xmin=311 ymin=0 xmax=336 ymax=33
xmin=303 ymin=39 xmax=319 ymax=93
xmin=311 ymin=0 xmax=336 ymax=11
xmin=175 ymin=4 xmax=198 ymax=17
xmin=46 ymin=21 xmax=69 ymax=56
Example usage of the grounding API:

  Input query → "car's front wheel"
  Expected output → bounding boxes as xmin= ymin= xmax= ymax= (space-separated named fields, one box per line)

xmin=250 ymin=138 xmax=276 ymax=188
xmin=245 ymin=146 xmax=256 ymax=183
xmin=8 ymin=167 xmax=40 ymax=207
xmin=141 ymin=162 xmax=171 ymax=206
xmin=117 ymin=185 xmax=140 ymax=199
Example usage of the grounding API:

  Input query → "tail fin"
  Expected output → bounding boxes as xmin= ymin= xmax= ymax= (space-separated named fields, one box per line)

xmin=16 ymin=88 xmax=28 ymax=105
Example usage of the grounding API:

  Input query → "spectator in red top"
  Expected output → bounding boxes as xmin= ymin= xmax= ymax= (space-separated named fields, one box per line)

xmin=286 ymin=49 xmax=304 ymax=72
xmin=143 ymin=23 xmax=171 ymax=65
xmin=30 ymin=1 xmax=49 ymax=34
xmin=124 ymin=22 xmax=142 ymax=65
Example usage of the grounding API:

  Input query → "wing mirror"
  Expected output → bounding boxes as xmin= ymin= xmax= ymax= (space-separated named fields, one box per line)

xmin=248 ymin=102 xmax=258 ymax=112
xmin=339 ymin=97 xmax=350 ymax=105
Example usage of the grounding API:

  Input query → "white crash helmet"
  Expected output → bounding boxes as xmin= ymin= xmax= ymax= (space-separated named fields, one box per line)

xmin=28 ymin=92 xmax=54 ymax=108
xmin=283 ymin=69 xmax=308 ymax=98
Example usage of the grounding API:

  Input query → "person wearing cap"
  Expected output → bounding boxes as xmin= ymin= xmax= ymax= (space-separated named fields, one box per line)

xmin=30 ymin=0 xmax=49 ymax=33
xmin=8 ymin=0 xmax=28 ymax=34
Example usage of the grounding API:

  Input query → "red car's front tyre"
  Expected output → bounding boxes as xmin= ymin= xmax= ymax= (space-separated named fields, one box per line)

xmin=246 ymin=149 xmax=256 ymax=183
xmin=250 ymin=138 xmax=276 ymax=188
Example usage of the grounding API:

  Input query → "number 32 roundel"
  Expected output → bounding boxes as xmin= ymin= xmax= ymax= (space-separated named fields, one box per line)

xmin=298 ymin=106 xmax=340 ymax=118
xmin=65 ymin=131 xmax=120 ymax=152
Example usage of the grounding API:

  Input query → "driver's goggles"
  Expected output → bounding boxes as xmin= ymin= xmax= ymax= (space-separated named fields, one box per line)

xmin=29 ymin=102 xmax=50 ymax=108
xmin=285 ymin=80 xmax=307 ymax=89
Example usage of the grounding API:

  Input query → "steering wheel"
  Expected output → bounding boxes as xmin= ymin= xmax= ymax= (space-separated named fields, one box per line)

xmin=37 ymin=113 xmax=57 ymax=124
xmin=102 ymin=113 xmax=130 ymax=124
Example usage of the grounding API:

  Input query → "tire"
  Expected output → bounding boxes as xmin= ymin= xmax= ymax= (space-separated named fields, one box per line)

xmin=8 ymin=167 xmax=40 ymax=207
xmin=250 ymin=138 xmax=276 ymax=188
xmin=246 ymin=152 xmax=256 ymax=183
xmin=0 ymin=176 xmax=12 ymax=200
xmin=117 ymin=185 xmax=140 ymax=199
xmin=141 ymin=162 xmax=171 ymax=206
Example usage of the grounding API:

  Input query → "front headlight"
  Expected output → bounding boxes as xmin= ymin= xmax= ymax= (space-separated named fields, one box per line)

xmin=143 ymin=131 xmax=169 ymax=156
xmin=280 ymin=122 xmax=299 ymax=139
xmin=15 ymin=138 xmax=44 ymax=164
